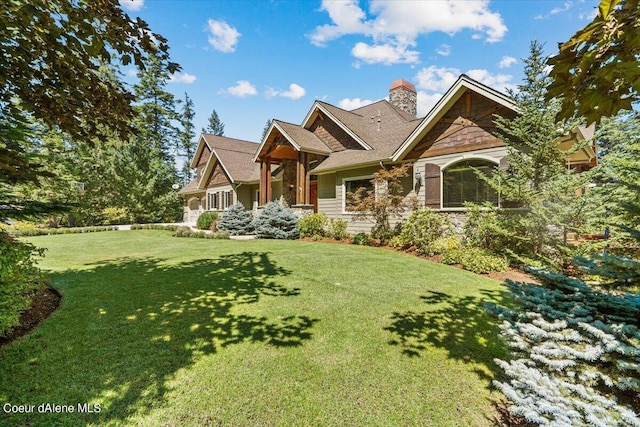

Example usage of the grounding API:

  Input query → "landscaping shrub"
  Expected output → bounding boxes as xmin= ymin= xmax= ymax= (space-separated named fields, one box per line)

xmin=10 ymin=226 xmax=118 ymax=237
xmin=328 ymin=219 xmax=349 ymax=241
xmin=297 ymin=213 xmax=329 ymax=238
xmin=216 ymin=203 xmax=254 ymax=235
xmin=0 ymin=233 xmax=47 ymax=337
xmin=196 ymin=211 xmax=218 ymax=230
xmin=172 ymin=226 xmax=229 ymax=239
xmin=251 ymin=202 xmax=299 ymax=239
xmin=442 ymin=248 xmax=508 ymax=274
xmin=101 ymin=207 xmax=132 ymax=225
xmin=352 ymin=233 xmax=370 ymax=246
xmin=428 ymin=235 xmax=462 ymax=256
xmin=391 ymin=208 xmax=451 ymax=254
xmin=130 ymin=224 xmax=179 ymax=231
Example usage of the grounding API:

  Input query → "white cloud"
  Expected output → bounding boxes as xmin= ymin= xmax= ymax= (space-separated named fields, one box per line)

xmin=535 ymin=1 xmax=574 ymax=19
xmin=436 ymin=44 xmax=451 ymax=56
xmin=224 ymin=80 xmax=257 ymax=97
xmin=414 ymin=65 xmax=516 ymax=99
xmin=169 ymin=72 xmax=197 ymax=84
xmin=282 ymin=83 xmax=306 ymax=100
xmin=207 ymin=19 xmax=241 ymax=53
xmin=265 ymin=83 xmax=306 ymax=100
xmin=416 ymin=91 xmax=444 ymax=117
xmin=119 ymin=0 xmax=144 ymax=12
xmin=415 ymin=66 xmax=460 ymax=92
xmin=466 ymin=69 xmax=516 ymax=92
xmin=310 ymin=0 xmax=507 ymax=65
xmin=351 ymin=42 xmax=419 ymax=65
xmin=499 ymin=55 xmax=517 ymax=69
xmin=338 ymin=98 xmax=375 ymax=110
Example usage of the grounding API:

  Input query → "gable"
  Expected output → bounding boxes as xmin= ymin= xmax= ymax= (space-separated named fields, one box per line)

xmin=404 ymin=89 xmax=516 ymax=160
xmin=195 ymin=145 xmax=211 ymax=181
xmin=308 ymin=115 xmax=363 ymax=152
xmin=204 ymin=160 xmax=231 ymax=188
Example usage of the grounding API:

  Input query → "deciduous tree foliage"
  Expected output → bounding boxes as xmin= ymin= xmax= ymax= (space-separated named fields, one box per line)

xmin=1 ymin=0 xmax=179 ymax=141
xmin=547 ymin=0 xmax=640 ymax=124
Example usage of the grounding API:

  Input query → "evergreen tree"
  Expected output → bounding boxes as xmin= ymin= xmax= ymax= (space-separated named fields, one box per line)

xmin=482 ymin=41 xmax=593 ymax=266
xmin=251 ymin=202 xmax=299 ymax=239
xmin=202 ymin=109 xmax=225 ymax=136
xmin=261 ymin=119 xmax=273 ymax=141
xmin=178 ymin=93 xmax=196 ymax=183
xmin=217 ymin=203 xmax=254 ymax=235
xmin=119 ymin=53 xmax=181 ymax=223
xmin=577 ymin=112 xmax=640 ymax=286
xmin=488 ymin=271 xmax=640 ymax=425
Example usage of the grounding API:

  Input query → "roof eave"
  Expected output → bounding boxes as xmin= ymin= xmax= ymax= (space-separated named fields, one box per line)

xmin=303 ymin=102 xmax=373 ymax=151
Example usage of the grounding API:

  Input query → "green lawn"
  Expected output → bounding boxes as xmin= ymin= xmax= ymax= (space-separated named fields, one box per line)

xmin=1 ymin=231 xmax=510 ymax=426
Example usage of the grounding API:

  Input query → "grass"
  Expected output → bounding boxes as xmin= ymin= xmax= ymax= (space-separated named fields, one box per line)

xmin=1 ymin=231 xmax=511 ymax=426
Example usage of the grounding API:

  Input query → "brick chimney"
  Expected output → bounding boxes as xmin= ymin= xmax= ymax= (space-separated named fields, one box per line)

xmin=389 ymin=79 xmax=417 ymax=116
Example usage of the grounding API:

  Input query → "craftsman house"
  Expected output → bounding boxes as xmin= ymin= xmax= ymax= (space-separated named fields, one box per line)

xmin=180 ymin=75 xmax=597 ymax=231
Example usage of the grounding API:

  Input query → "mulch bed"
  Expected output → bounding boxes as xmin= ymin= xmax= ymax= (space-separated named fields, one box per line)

xmin=0 ymin=287 xmax=61 ymax=347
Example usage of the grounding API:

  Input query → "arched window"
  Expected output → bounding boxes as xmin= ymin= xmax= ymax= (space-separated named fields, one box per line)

xmin=442 ymin=159 xmax=498 ymax=208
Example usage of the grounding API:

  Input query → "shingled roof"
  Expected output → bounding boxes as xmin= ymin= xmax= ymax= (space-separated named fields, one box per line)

xmin=309 ymin=100 xmax=421 ymax=173
xmin=179 ymin=134 xmax=261 ymax=194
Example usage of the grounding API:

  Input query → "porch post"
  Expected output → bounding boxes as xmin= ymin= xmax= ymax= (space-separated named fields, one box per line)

xmin=260 ymin=157 xmax=271 ymax=206
xmin=296 ymin=152 xmax=309 ymax=205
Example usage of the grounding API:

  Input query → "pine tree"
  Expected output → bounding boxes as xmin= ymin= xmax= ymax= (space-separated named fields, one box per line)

xmin=217 ymin=203 xmax=254 ymax=235
xmin=482 ymin=41 xmax=592 ymax=266
xmin=576 ymin=112 xmax=640 ymax=286
xmin=118 ymin=53 xmax=181 ymax=223
xmin=178 ymin=93 xmax=196 ymax=183
xmin=251 ymin=202 xmax=299 ymax=239
xmin=202 ymin=109 xmax=225 ymax=136
xmin=261 ymin=119 xmax=273 ymax=141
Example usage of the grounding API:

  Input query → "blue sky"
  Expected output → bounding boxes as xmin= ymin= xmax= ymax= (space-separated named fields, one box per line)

xmin=118 ymin=0 xmax=599 ymax=143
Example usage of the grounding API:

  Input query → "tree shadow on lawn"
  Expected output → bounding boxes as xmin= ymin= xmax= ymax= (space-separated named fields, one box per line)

xmin=0 ymin=251 xmax=317 ymax=425
xmin=384 ymin=289 xmax=510 ymax=383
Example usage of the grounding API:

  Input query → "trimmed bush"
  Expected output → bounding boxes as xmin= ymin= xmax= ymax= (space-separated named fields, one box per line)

xmin=196 ymin=211 xmax=218 ymax=230
xmin=216 ymin=203 xmax=254 ymax=235
xmin=297 ymin=213 xmax=329 ymax=238
xmin=172 ymin=226 xmax=229 ymax=239
xmin=352 ymin=233 xmax=370 ymax=246
xmin=430 ymin=235 xmax=462 ymax=255
xmin=0 ymin=233 xmax=47 ymax=337
xmin=442 ymin=248 xmax=508 ymax=274
xmin=251 ymin=202 xmax=299 ymax=239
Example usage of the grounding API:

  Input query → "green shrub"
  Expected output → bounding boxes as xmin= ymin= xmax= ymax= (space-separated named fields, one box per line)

xmin=251 ymin=202 xmax=299 ymax=239
xmin=392 ymin=208 xmax=451 ymax=254
xmin=130 ymin=224 xmax=179 ymax=231
xmin=172 ymin=226 xmax=229 ymax=239
xmin=297 ymin=213 xmax=329 ymax=238
xmin=428 ymin=235 xmax=462 ymax=256
xmin=101 ymin=207 xmax=132 ymax=225
xmin=442 ymin=248 xmax=508 ymax=274
xmin=196 ymin=212 xmax=218 ymax=230
xmin=217 ymin=204 xmax=254 ymax=235
xmin=329 ymin=219 xmax=349 ymax=241
xmin=0 ymin=233 xmax=47 ymax=337
xmin=352 ymin=233 xmax=370 ymax=246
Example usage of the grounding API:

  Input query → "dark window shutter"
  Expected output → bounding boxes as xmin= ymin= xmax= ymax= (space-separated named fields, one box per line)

xmin=424 ymin=163 xmax=441 ymax=209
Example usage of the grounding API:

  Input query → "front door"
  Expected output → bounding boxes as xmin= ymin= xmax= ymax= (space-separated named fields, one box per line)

xmin=310 ymin=181 xmax=318 ymax=213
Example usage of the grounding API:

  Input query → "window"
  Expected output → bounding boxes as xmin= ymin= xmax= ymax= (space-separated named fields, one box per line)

xmin=442 ymin=159 xmax=498 ymax=208
xmin=225 ymin=191 xmax=233 ymax=209
xmin=344 ymin=177 xmax=374 ymax=212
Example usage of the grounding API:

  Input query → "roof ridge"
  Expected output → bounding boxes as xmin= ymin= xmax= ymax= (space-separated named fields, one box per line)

xmin=316 ymin=100 xmax=364 ymax=118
